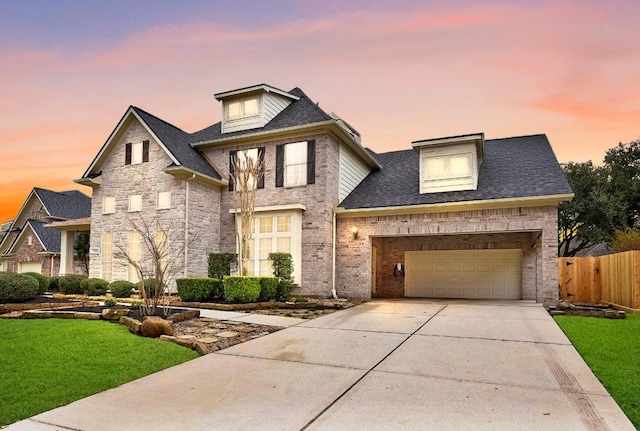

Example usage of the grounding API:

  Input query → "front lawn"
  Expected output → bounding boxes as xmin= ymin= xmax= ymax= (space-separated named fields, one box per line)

xmin=554 ymin=314 xmax=640 ymax=428
xmin=0 ymin=319 xmax=199 ymax=426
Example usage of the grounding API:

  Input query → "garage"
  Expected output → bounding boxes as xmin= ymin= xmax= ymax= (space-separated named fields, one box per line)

xmin=18 ymin=261 xmax=42 ymax=274
xmin=404 ymin=249 xmax=522 ymax=300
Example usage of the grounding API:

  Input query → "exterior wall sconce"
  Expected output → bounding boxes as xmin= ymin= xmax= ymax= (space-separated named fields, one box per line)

xmin=351 ymin=226 xmax=358 ymax=240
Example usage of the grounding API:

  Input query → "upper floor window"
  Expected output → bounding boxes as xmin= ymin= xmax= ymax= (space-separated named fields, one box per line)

xmin=128 ymin=194 xmax=142 ymax=212
xmin=229 ymin=148 xmax=265 ymax=191
xmin=276 ymin=141 xmax=316 ymax=188
xmin=424 ymin=154 xmax=471 ymax=179
xmin=125 ymin=140 xmax=149 ymax=165
xmin=103 ymin=196 xmax=115 ymax=214
xmin=157 ymin=191 xmax=171 ymax=210
xmin=226 ymin=97 xmax=260 ymax=120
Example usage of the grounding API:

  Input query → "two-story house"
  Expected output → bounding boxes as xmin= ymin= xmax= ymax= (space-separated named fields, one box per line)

xmin=75 ymin=84 xmax=572 ymax=305
xmin=0 ymin=188 xmax=91 ymax=275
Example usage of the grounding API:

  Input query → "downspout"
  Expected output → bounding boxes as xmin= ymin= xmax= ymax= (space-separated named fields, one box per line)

xmin=184 ymin=174 xmax=196 ymax=277
xmin=331 ymin=212 xmax=338 ymax=299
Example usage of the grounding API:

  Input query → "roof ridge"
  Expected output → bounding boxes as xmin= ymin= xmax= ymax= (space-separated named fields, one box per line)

xmin=132 ymin=106 xmax=188 ymax=134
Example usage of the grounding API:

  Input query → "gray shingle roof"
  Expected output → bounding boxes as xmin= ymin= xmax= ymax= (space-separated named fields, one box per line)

xmin=132 ymin=107 xmax=222 ymax=180
xmin=339 ymin=134 xmax=573 ymax=209
xmin=34 ymin=188 xmax=91 ymax=220
xmin=190 ymin=87 xmax=333 ymax=144
xmin=27 ymin=219 xmax=60 ymax=252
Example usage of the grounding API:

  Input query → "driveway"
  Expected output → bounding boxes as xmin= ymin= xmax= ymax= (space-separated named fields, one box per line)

xmin=8 ymin=300 xmax=634 ymax=430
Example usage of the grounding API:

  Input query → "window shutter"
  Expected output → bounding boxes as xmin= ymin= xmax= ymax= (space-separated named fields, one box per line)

xmin=257 ymin=147 xmax=265 ymax=189
xmin=142 ymin=140 xmax=149 ymax=162
xmin=307 ymin=140 xmax=316 ymax=185
xmin=125 ymin=143 xmax=132 ymax=165
xmin=275 ymin=144 xmax=284 ymax=187
xmin=228 ymin=150 xmax=237 ymax=191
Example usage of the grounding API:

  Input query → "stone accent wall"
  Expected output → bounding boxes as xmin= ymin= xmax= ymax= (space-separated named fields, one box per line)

xmin=336 ymin=206 xmax=559 ymax=305
xmin=88 ymin=119 xmax=221 ymax=288
xmin=203 ymin=132 xmax=341 ymax=296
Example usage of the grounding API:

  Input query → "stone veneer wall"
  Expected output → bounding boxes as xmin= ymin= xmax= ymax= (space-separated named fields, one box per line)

xmin=203 ymin=132 xmax=341 ymax=296
xmin=336 ymin=206 xmax=559 ymax=305
xmin=88 ymin=119 xmax=220 ymax=287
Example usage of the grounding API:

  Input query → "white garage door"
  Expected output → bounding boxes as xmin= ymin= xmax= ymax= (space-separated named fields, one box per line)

xmin=405 ymin=249 xmax=522 ymax=299
xmin=19 ymin=261 xmax=42 ymax=274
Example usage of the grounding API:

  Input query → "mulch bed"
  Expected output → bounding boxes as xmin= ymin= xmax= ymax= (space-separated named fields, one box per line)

xmin=5 ymin=296 xmax=80 ymax=305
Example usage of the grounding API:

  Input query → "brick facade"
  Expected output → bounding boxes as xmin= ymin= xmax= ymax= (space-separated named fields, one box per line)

xmin=203 ymin=132 xmax=341 ymax=296
xmin=11 ymin=230 xmax=59 ymax=276
xmin=88 ymin=119 xmax=221 ymax=287
xmin=335 ymin=206 xmax=559 ymax=306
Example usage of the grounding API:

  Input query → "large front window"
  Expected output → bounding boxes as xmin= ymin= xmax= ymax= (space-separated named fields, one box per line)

xmin=240 ymin=210 xmax=301 ymax=283
xmin=101 ymin=232 xmax=113 ymax=282
xmin=128 ymin=231 xmax=141 ymax=282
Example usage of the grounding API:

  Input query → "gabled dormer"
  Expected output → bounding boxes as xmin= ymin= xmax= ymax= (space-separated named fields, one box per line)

xmin=413 ymin=133 xmax=485 ymax=194
xmin=215 ymin=84 xmax=300 ymax=134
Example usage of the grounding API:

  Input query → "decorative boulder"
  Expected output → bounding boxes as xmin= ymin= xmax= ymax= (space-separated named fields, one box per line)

xmin=140 ymin=316 xmax=174 ymax=338
xmin=101 ymin=308 xmax=129 ymax=321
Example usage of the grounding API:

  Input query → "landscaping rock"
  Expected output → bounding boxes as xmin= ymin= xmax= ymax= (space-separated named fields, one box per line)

xmin=175 ymin=335 xmax=196 ymax=348
xmin=195 ymin=341 xmax=210 ymax=355
xmin=169 ymin=309 xmax=200 ymax=323
xmin=101 ymin=308 xmax=129 ymax=321
xmin=159 ymin=335 xmax=176 ymax=342
xmin=75 ymin=312 xmax=100 ymax=320
xmin=120 ymin=316 xmax=142 ymax=334
xmin=141 ymin=317 xmax=174 ymax=338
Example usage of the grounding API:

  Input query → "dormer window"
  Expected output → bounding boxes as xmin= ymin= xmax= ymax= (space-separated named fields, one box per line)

xmin=413 ymin=133 xmax=484 ymax=194
xmin=226 ymin=97 xmax=260 ymax=120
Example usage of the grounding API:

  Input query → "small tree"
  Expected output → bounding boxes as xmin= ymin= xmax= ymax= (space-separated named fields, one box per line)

xmin=74 ymin=232 xmax=90 ymax=275
xmin=230 ymin=149 xmax=265 ymax=276
xmin=114 ymin=215 xmax=195 ymax=317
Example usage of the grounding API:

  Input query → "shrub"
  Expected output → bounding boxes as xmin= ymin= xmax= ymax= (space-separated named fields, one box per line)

xmin=22 ymin=272 xmax=49 ymax=294
xmin=611 ymin=229 xmax=640 ymax=252
xmin=104 ymin=298 xmax=117 ymax=307
xmin=208 ymin=253 xmax=237 ymax=279
xmin=49 ymin=276 xmax=61 ymax=292
xmin=208 ymin=278 xmax=224 ymax=301
xmin=109 ymin=280 xmax=135 ymax=298
xmin=0 ymin=272 xmax=39 ymax=303
xmin=80 ymin=278 xmax=109 ymax=296
xmin=269 ymin=252 xmax=294 ymax=301
xmin=176 ymin=277 xmax=219 ymax=302
xmin=223 ymin=276 xmax=260 ymax=304
xmin=58 ymin=274 xmax=88 ymax=295
xmin=258 ymin=277 xmax=278 ymax=302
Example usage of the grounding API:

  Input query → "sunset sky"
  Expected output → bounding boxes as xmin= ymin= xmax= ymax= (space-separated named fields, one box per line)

xmin=1 ymin=0 xmax=638 ymax=223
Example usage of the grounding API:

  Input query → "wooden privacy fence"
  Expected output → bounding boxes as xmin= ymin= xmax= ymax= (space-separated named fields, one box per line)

xmin=558 ymin=251 xmax=640 ymax=311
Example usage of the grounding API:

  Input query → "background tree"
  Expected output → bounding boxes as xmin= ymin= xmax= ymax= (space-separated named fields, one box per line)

xmin=558 ymin=161 xmax=625 ymax=257
xmin=230 ymin=149 xmax=265 ymax=276
xmin=114 ymin=216 xmax=194 ymax=316
xmin=603 ymin=139 xmax=640 ymax=228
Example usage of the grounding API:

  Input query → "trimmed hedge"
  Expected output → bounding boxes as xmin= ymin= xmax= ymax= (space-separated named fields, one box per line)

xmin=0 ymin=272 xmax=39 ymax=303
xmin=258 ymin=277 xmax=278 ymax=302
xmin=109 ymin=280 xmax=135 ymax=298
xmin=81 ymin=278 xmax=109 ymax=296
xmin=58 ymin=274 xmax=88 ymax=295
xmin=22 ymin=272 xmax=49 ymax=294
xmin=49 ymin=276 xmax=61 ymax=292
xmin=176 ymin=277 xmax=220 ymax=302
xmin=208 ymin=253 xmax=237 ymax=280
xmin=223 ymin=276 xmax=261 ymax=304
xmin=269 ymin=252 xmax=294 ymax=301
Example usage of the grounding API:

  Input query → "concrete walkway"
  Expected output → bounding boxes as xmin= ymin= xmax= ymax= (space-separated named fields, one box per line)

xmin=7 ymin=300 xmax=635 ymax=430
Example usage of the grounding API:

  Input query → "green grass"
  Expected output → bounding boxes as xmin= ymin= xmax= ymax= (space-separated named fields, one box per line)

xmin=0 ymin=319 xmax=199 ymax=426
xmin=554 ymin=314 xmax=640 ymax=428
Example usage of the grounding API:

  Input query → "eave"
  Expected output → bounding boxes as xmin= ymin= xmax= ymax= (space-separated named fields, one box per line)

xmin=163 ymin=166 xmax=228 ymax=188
xmin=335 ymin=193 xmax=575 ymax=218
xmin=191 ymin=120 xmax=381 ymax=171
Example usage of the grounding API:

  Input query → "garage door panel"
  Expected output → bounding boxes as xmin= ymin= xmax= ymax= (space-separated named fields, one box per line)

xmin=405 ymin=250 xmax=521 ymax=300
xmin=19 ymin=261 xmax=42 ymax=274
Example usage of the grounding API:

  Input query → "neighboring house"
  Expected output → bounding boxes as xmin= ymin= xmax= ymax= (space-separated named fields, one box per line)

xmin=75 ymin=84 xmax=572 ymax=305
xmin=0 ymin=188 xmax=91 ymax=275
xmin=0 ymin=221 xmax=12 ymax=245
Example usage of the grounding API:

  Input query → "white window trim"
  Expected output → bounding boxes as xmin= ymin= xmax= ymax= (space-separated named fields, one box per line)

xmin=128 ymin=194 xmax=142 ymax=212
xmin=284 ymin=141 xmax=308 ymax=187
xmin=157 ymin=191 xmax=171 ymax=210
xmin=131 ymin=142 xmax=143 ymax=165
xmin=225 ymin=96 xmax=261 ymax=120
xmin=103 ymin=196 xmax=115 ymax=214
xmin=423 ymin=153 xmax=472 ymax=180
xmin=235 ymin=209 xmax=302 ymax=284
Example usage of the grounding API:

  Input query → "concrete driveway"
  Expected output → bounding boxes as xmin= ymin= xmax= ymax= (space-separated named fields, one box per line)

xmin=8 ymin=300 xmax=634 ymax=430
